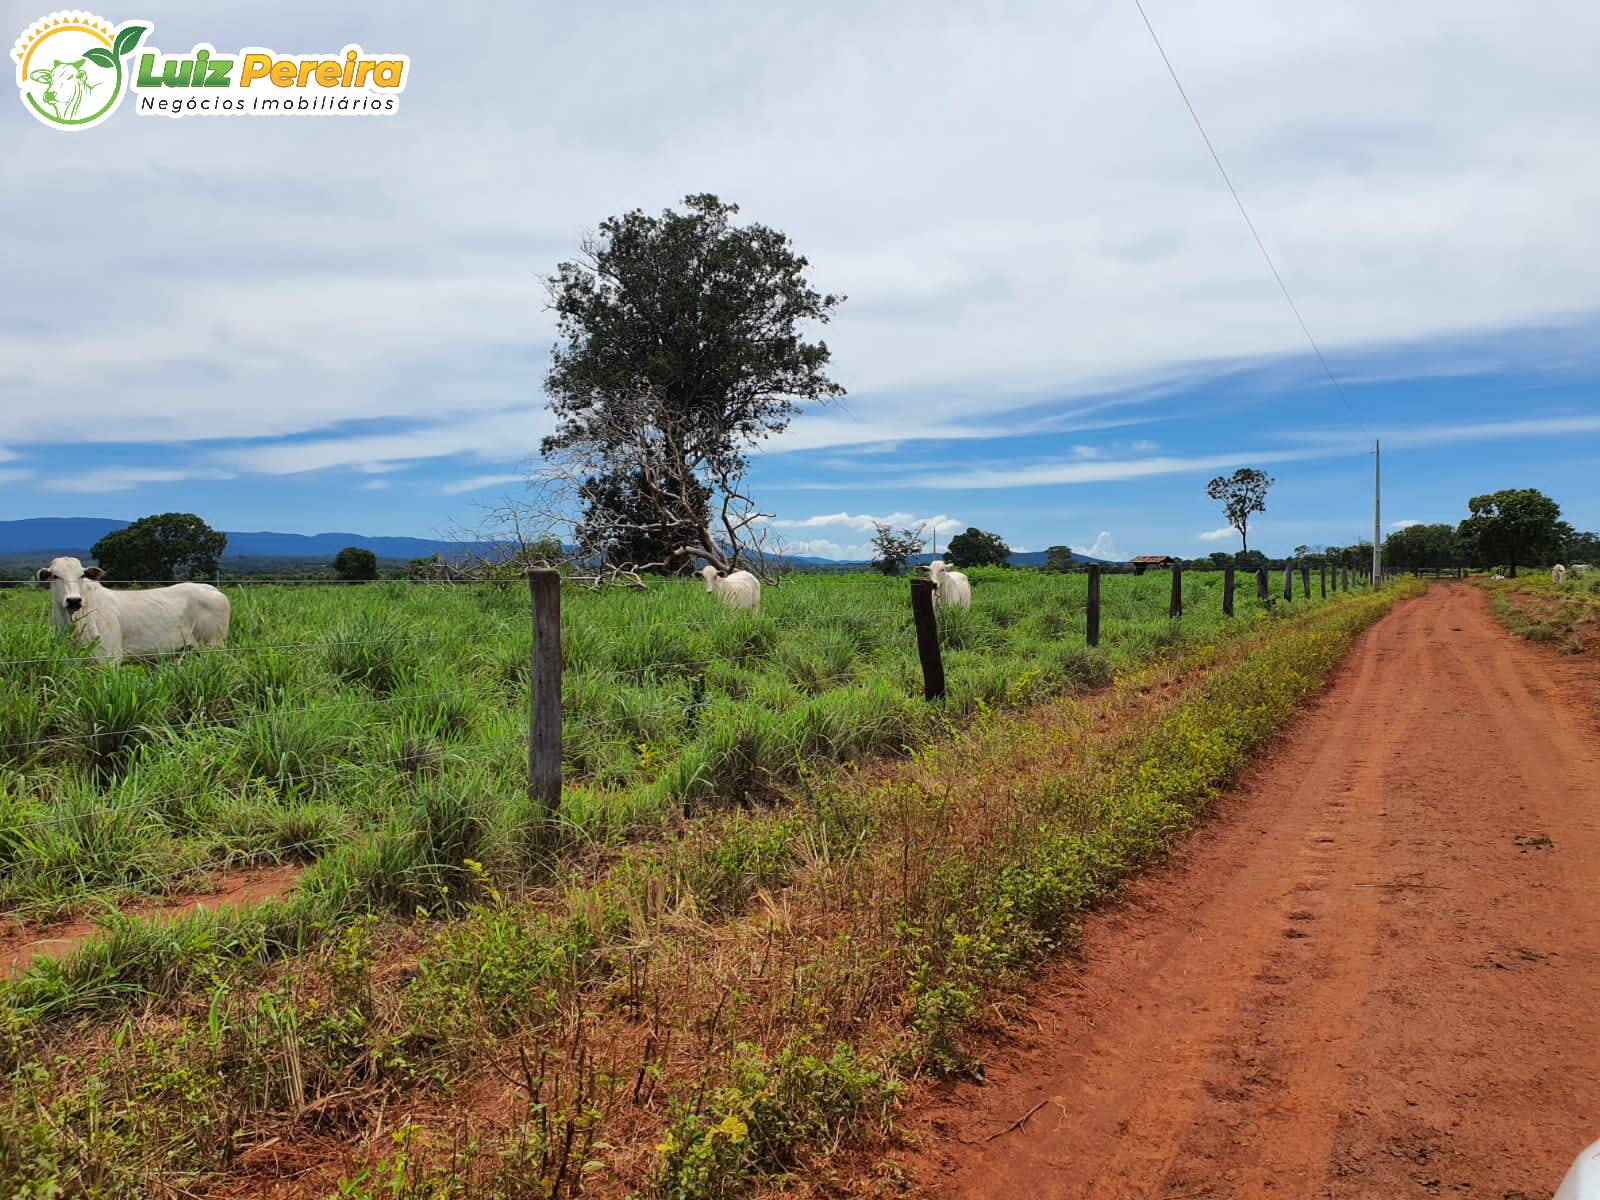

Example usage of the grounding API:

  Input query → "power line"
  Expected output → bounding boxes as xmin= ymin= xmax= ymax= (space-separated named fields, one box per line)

xmin=1131 ymin=0 xmax=1366 ymax=435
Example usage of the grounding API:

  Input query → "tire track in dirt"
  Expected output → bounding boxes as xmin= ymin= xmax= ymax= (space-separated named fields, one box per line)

xmin=900 ymin=585 xmax=1600 ymax=1199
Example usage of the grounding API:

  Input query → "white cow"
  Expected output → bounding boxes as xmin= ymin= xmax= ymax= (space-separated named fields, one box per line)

xmin=37 ymin=556 xmax=230 ymax=663
xmin=1553 ymin=564 xmax=1568 ymax=584
xmin=698 ymin=564 xmax=761 ymax=612
xmin=1572 ymin=563 xmax=1593 ymax=577
xmin=29 ymin=59 xmax=97 ymax=121
xmin=920 ymin=559 xmax=972 ymax=609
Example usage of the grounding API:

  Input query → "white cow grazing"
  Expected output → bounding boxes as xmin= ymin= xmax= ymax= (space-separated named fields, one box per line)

xmin=698 ymin=564 xmax=761 ymax=612
xmin=37 ymin=556 xmax=230 ymax=663
xmin=1553 ymin=564 xmax=1568 ymax=584
xmin=1572 ymin=563 xmax=1593 ymax=577
xmin=922 ymin=559 xmax=972 ymax=609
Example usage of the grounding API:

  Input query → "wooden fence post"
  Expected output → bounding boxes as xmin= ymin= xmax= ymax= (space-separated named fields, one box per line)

xmin=1283 ymin=564 xmax=1293 ymax=601
xmin=1342 ymin=566 xmax=1349 ymax=592
xmin=1169 ymin=564 xmax=1183 ymax=619
xmin=1256 ymin=568 xmax=1268 ymax=601
xmin=1300 ymin=564 xmax=1311 ymax=599
xmin=1086 ymin=564 xmax=1101 ymax=647
xmin=1319 ymin=563 xmax=1327 ymax=598
xmin=910 ymin=577 xmax=945 ymax=700
xmin=1223 ymin=566 xmax=1235 ymax=617
xmin=527 ymin=568 xmax=562 ymax=817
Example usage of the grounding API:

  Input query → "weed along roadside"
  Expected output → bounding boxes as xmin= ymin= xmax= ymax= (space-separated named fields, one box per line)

xmin=0 ymin=577 xmax=1416 ymax=1197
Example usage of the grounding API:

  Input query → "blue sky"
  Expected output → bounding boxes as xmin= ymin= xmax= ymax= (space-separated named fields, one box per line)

xmin=4 ymin=0 xmax=1597 ymax=559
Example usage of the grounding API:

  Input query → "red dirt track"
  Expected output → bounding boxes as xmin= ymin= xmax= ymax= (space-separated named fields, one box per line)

xmin=905 ymin=585 xmax=1600 ymax=1198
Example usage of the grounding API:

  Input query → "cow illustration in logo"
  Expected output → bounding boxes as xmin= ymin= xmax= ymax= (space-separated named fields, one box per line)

xmin=12 ymin=11 xmax=148 ymax=130
xmin=31 ymin=56 xmax=96 ymax=118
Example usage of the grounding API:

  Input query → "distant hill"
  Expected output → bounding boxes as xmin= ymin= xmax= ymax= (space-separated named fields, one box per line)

xmin=0 ymin=518 xmax=479 ymax=562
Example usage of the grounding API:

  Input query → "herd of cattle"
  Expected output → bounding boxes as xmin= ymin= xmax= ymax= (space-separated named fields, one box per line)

xmin=33 ymin=554 xmax=975 ymax=663
xmin=44 ymin=553 xmax=1584 ymax=665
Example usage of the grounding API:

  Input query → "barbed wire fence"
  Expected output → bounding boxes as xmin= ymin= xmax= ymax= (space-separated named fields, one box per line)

xmin=0 ymin=561 xmax=1392 ymax=930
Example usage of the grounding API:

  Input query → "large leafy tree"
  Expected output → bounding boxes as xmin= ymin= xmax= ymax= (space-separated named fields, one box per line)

xmin=1457 ymin=488 xmax=1564 ymax=576
xmin=332 ymin=546 xmax=379 ymax=581
xmin=945 ymin=527 xmax=1011 ymax=568
xmin=90 ymin=513 xmax=226 ymax=582
xmin=1383 ymin=524 xmax=1463 ymax=571
xmin=1043 ymin=546 xmax=1076 ymax=573
xmin=1560 ymin=528 xmax=1599 ymax=565
xmin=1205 ymin=468 xmax=1273 ymax=555
xmin=542 ymin=194 xmax=844 ymax=573
xmin=870 ymin=522 xmax=926 ymax=576
xmin=575 ymin=469 xmax=710 ymax=574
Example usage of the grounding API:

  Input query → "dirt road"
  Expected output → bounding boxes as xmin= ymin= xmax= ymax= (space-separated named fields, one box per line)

xmin=905 ymin=585 xmax=1600 ymax=1198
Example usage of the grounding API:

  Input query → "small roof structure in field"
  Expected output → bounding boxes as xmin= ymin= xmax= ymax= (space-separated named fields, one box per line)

xmin=1129 ymin=554 xmax=1178 ymax=574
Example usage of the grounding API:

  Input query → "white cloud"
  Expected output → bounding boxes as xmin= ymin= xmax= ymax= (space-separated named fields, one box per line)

xmin=1280 ymin=415 xmax=1600 ymax=450
xmin=912 ymin=447 xmax=1327 ymax=490
xmin=1388 ymin=518 xmax=1422 ymax=530
xmin=782 ymin=537 xmax=873 ymax=560
xmin=1079 ymin=531 xmax=1124 ymax=561
xmin=41 ymin=468 xmax=233 ymax=494
xmin=1197 ymin=526 xmax=1238 ymax=542
xmin=212 ymin=409 xmax=552 ymax=477
xmin=357 ymin=479 xmax=391 ymax=491
xmin=439 ymin=473 xmax=528 ymax=496
xmin=3 ymin=0 xmax=1598 ymax=462
xmin=1131 ymin=440 xmax=1160 ymax=452
xmin=769 ymin=511 xmax=963 ymax=535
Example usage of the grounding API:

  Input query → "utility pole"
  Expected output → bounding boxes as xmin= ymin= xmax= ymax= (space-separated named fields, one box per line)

xmin=1372 ymin=439 xmax=1381 ymax=588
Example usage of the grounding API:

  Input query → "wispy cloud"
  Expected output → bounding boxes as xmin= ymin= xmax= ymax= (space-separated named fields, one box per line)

xmin=911 ymin=448 xmax=1328 ymax=490
xmin=41 ymin=468 xmax=233 ymax=494
xmin=1197 ymin=526 xmax=1237 ymax=542
xmin=211 ymin=409 xmax=551 ymax=477
xmin=1278 ymin=415 xmax=1600 ymax=450
xmin=768 ymin=511 xmax=964 ymax=535
xmin=440 ymin=473 xmax=527 ymax=496
xmin=1388 ymin=518 xmax=1422 ymax=530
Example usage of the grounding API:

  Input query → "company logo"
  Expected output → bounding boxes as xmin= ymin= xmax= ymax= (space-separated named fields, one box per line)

xmin=13 ymin=11 xmax=410 ymax=130
xmin=12 ymin=11 xmax=147 ymax=129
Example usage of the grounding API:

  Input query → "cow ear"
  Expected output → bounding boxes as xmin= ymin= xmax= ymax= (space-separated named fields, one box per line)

xmin=83 ymin=566 xmax=104 ymax=580
xmin=29 ymin=69 xmax=51 ymax=84
xmin=35 ymin=568 xmax=51 ymax=582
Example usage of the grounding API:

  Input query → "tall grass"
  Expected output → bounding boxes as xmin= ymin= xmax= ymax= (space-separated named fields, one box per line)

xmin=0 ymin=568 xmax=1354 ymax=918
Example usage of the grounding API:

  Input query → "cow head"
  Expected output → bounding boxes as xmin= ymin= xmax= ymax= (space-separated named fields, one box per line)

xmin=37 ymin=556 xmax=103 ymax=620
xmin=29 ymin=59 xmax=96 ymax=121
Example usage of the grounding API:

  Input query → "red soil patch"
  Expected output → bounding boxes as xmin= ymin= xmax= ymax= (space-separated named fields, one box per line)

xmin=894 ymin=584 xmax=1600 ymax=1198
xmin=0 ymin=862 xmax=303 ymax=978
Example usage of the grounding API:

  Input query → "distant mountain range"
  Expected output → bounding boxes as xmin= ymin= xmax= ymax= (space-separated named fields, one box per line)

xmin=0 ymin=517 xmax=1107 ymax=569
xmin=0 ymin=518 xmax=478 ymax=562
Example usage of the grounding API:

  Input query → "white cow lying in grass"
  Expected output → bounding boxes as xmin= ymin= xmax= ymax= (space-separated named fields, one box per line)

xmin=1573 ymin=563 xmax=1593 ymax=577
xmin=1553 ymin=564 xmax=1568 ymax=584
xmin=919 ymin=559 xmax=972 ymax=609
xmin=698 ymin=564 xmax=761 ymax=612
xmin=38 ymin=556 xmax=230 ymax=663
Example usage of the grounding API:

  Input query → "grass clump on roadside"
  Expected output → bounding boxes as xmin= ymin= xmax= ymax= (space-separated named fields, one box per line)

xmin=1479 ymin=571 xmax=1599 ymax=654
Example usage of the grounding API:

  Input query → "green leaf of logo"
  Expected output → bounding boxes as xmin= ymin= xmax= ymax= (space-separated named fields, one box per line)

xmin=112 ymin=24 xmax=148 ymax=59
xmin=83 ymin=46 xmax=115 ymax=69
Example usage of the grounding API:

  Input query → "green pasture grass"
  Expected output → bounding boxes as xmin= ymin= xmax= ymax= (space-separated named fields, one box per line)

xmin=0 ymin=568 xmax=1366 ymax=921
